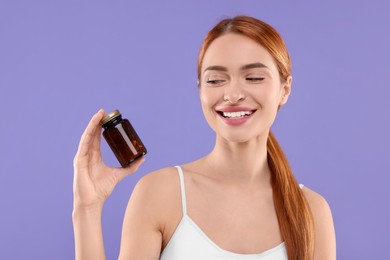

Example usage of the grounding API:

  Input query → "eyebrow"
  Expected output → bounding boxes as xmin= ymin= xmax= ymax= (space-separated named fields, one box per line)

xmin=203 ymin=62 xmax=270 ymax=73
xmin=240 ymin=62 xmax=269 ymax=71
xmin=203 ymin=65 xmax=227 ymax=72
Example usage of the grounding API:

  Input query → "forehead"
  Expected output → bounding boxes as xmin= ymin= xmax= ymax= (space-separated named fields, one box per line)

xmin=202 ymin=33 xmax=278 ymax=72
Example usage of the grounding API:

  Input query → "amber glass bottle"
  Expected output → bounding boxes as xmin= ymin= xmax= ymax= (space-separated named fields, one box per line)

xmin=101 ymin=109 xmax=147 ymax=167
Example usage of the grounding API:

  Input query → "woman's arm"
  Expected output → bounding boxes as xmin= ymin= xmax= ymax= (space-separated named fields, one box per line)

xmin=118 ymin=175 xmax=164 ymax=259
xmin=118 ymin=168 xmax=181 ymax=259
xmin=73 ymin=109 xmax=144 ymax=260
xmin=303 ymin=187 xmax=336 ymax=260
xmin=72 ymin=206 xmax=105 ymax=260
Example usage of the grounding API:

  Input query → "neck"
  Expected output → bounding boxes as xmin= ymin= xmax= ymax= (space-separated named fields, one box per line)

xmin=204 ymin=133 xmax=271 ymax=187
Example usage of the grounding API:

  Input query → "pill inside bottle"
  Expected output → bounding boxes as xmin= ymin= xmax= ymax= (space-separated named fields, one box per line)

xmin=101 ymin=109 xmax=147 ymax=167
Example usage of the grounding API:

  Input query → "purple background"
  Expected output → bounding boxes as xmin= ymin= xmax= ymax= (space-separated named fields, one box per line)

xmin=1 ymin=1 xmax=389 ymax=259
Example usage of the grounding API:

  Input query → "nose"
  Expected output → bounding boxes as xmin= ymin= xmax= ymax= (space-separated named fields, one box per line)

xmin=223 ymin=82 xmax=246 ymax=104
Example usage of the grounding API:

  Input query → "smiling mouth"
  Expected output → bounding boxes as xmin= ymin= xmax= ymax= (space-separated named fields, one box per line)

xmin=217 ymin=110 xmax=256 ymax=119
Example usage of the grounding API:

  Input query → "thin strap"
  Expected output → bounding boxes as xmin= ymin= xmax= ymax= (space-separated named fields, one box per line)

xmin=175 ymin=166 xmax=187 ymax=215
xmin=299 ymin=184 xmax=304 ymax=189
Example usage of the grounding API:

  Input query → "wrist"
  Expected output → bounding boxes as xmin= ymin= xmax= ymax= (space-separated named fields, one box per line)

xmin=72 ymin=204 xmax=103 ymax=219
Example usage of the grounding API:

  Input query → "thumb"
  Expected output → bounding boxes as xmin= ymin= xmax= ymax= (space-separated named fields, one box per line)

xmin=113 ymin=156 xmax=146 ymax=183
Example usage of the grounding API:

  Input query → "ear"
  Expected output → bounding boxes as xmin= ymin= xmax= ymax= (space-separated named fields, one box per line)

xmin=279 ymin=75 xmax=292 ymax=107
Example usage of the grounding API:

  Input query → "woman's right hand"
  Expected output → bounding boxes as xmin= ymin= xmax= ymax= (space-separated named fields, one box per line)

xmin=73 ymin=109 xmax=145 ymax=210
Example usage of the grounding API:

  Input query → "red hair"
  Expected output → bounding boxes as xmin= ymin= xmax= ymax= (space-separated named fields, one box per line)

xmin=197 ymin=16 xmax=314 ymax=260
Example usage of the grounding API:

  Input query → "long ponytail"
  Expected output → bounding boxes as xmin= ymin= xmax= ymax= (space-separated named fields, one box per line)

xmin=267 ymin=131 xmax=314 ymax=259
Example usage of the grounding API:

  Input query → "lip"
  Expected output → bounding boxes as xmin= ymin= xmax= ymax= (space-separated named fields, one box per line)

xmin=216 ymin=106 xmax=257 ymax=126
xmin=216 ymin=106 xmax=255 ymax=113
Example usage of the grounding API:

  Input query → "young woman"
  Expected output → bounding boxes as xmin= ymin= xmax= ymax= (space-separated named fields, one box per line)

xmin=73 ymin=16 xmax=336 ymax=260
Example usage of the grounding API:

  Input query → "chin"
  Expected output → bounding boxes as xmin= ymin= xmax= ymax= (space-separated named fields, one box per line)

xmin=218 ymin=133 xmax=255 ymax=144
xmin=217 ymin=129 xmax=269 ymax=144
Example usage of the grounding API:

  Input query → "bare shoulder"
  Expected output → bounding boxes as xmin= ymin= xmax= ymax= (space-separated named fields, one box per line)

xmin=130 ymin=166 xmax=183 ymax=229
xmin=131 ymin=166 xmax=181 ymax=213
xmin=119 ymin=167 xmax=181 ymax=259
xmin=135 ymin=166 xmax=180 ymax=192
xmin=301 ymin=186 xmax=332 ymax=216
xmin=301 ymin=186 xmax=336 ymax=259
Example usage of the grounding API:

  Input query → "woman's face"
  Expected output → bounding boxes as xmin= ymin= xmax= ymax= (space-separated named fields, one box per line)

xmin=199 ymin=33 xmax=292 ymax=143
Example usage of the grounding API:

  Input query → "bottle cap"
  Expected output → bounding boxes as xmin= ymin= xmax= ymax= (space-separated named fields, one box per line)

xmin=101 ymin=109 xmax=121 ymax=125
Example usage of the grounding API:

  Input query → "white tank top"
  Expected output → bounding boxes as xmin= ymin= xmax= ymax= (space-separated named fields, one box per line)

xmin=160 ymin=166 xmax=290 ymax=260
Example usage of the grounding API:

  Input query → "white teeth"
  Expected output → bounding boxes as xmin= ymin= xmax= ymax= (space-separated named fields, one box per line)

xmin=222 ymin=111 xmax=253 ymax=118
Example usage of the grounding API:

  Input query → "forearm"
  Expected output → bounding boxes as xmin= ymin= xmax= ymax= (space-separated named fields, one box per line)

xmin=72 ymin=206 xmax=106 ymax=260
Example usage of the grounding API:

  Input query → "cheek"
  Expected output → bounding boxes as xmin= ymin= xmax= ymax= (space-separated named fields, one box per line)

xmin=199 ymin=89 xmax=219 ymax=110
xmin=255 ymin=86 xmax=283 ymax=107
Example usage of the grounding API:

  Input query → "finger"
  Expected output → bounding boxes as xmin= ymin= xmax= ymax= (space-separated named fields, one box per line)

xmin=77 ymin=109 xmax=104 ymax=157
xmin=90 ymin=125 xmax=103 ymax=163
xmin=91 ymin=122 xmax=103 ymax=151
xmin=76 ymin=109 xmax=105 ymax=159
xmin=113 ymin=156 xmax=146 ymax=183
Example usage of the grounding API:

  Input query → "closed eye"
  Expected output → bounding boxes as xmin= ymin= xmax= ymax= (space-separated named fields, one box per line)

xmin=206 ymin=79 xmax=225 ymax=84
xmin=246 ymin=77 xmax=265 ymax=82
